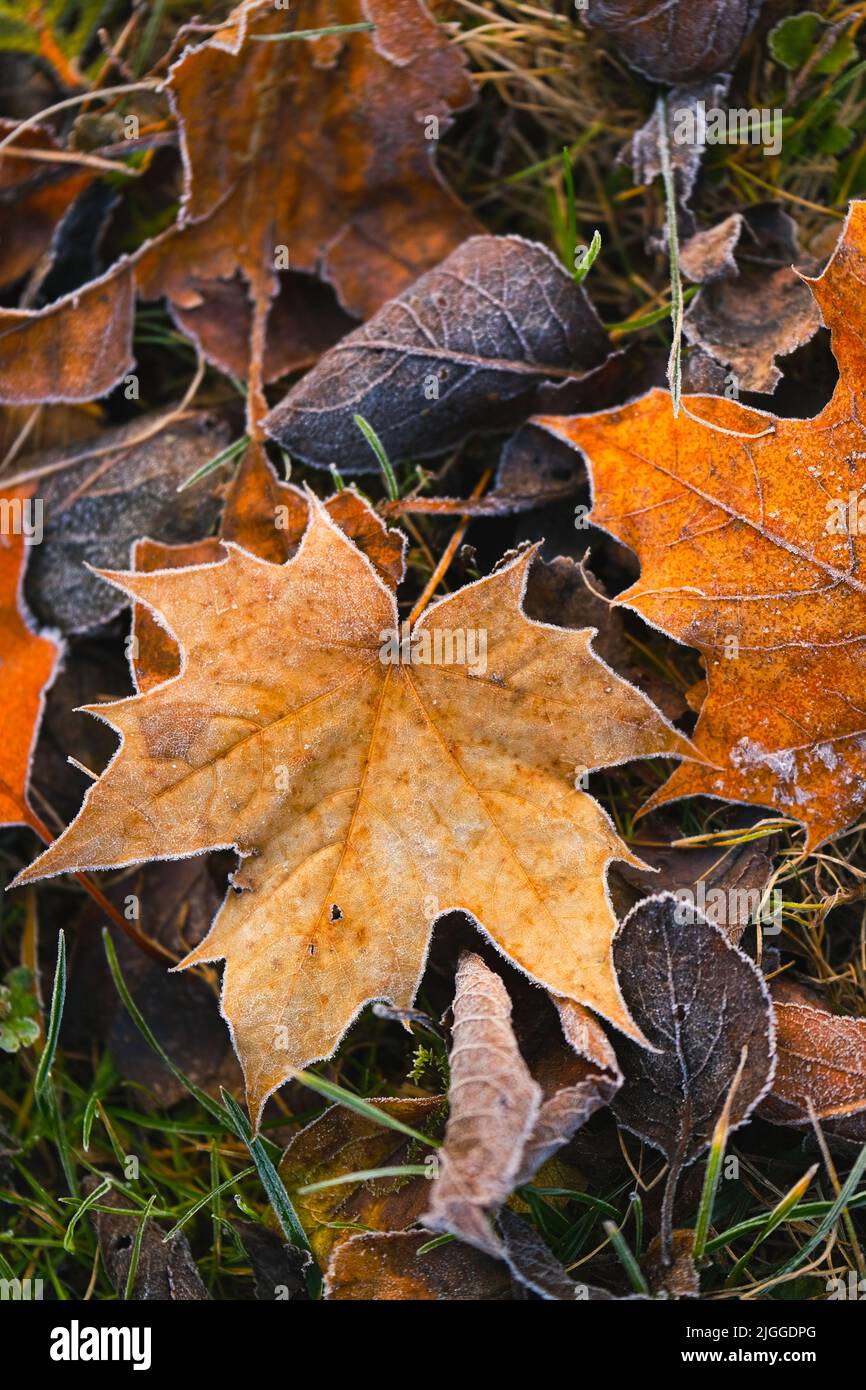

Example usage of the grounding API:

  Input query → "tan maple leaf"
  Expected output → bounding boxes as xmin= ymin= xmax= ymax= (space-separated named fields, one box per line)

xmin=15 ymin=500 xmax=692 ymax=1124
xmin=539 ymin=199 xmax=866 ymax=850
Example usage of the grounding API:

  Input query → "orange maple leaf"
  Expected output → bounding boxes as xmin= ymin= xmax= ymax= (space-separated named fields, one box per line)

xmin=539 ymin=200 xmax=866 ymax=850
xmin=15 ymin=497 xmax=692 ymax=1125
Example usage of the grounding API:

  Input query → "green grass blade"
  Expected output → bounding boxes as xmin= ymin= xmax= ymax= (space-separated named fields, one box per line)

xmin=354 ymin=415 xmax=399 ymax=500
xmin=297 ymin=1164 xmax=431 ymax=1194
xmin=163 ymin=1165 xmax=256 ymax=1241
xmin=34 ymin=930 xmax=66 ymax=1102
xmin=63 ymin=1177 xmax=111 ymax=1253
xmin=603 ymin=1220 xmax=650 ymax=1296
xmin=220 ymin=1090 xmax=321 ymax=1297
xmin=771 ymin=1143 xmax=866 ymax=1281
xmin=124 ymin=1195 xmax=156 ymax=1300
xmin=725 ymin=1165 xmax=819 ymax=1288
xmin=293 ymin=1068 xmax=441 ymax=1146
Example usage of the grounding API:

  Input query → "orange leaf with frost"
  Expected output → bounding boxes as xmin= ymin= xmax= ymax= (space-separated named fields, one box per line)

xmin=539 ymin=200 xmax=866 ymax=850
xmin=15 ymin=496 xmax=692 ymax=1126
xmin=0 ymin=486 xmax=59 ymax=826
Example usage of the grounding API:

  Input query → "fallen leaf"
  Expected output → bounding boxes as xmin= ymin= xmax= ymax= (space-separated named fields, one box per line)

xmin=0 ymin=484 xmax=59 ymax=827
xmin=265 ymin=235 xmax=609 ymax=472
xmin=16 ymin=504 xmax=690 ymax=1124
xmin=164 ymin=272 xmax=356 ymax=389
xmin=423 ymin=952 xmax=542 ymax=1258
xmin=0 ymin=257 xmax=136 ymax=405
xmin=423 ymin=952 xmax=621 ymax=1258
xmin=760 ymin=983 xmax=866 ymax=1131
xmin=611 ymin=892 xmax=775 ymax=1179
xmin=682 ymin=205 xmax=821 ymax=392
xmin=514 ymin=993 xmax=621 ymax=1188
xmin=590 ymin=0 xmax=765 ymax=84
xmin=538 ymin=200 xmax=866 ymax=848
xmin=496 ymin=1207 xmax=616 ymax=1301
xmin=232 ymin=1220 xmax=311 ymax=1300
xmin=131 ymin=538 xmax=226 ymax=696
xmin=0 ymin=403 xmax=103 ymax=461
xmin=279 ymin=1097 xmax=444 ymax=1268
xmin=523 ymin=554 xmax=688 ymax=724
xmin=83 ymin=1176 xmax=209 ymax=1300
xmin=137 ymin=0 xmax=477 ymax=417
xmin=324 ymin=1228 xmax=514 ymax=1300
xmin=130 ymin=449 xmax=406 ymax=690
xmin=24 ymin=412 xmax=227 ymax=633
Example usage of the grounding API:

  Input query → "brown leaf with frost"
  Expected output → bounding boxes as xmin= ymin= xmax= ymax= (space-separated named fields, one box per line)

xmin=0 ymin=258 xmax=135 ymax=405
xmin=589 ymin=0 xmax=764 ymax=84
xmin=136 ymin=0 xmax=477 ymax=418
xmin=423 ymin=952 xmax=621 ymax=1258
xmin=611 ymin=893 xmax=776 ymax=1170
xmin=760 ymin=980 xmax=866 ymax=1132
xmin=324 ymin=1228 xmax=514 ymax=1300
xmin=423 ymin=952 xmax=542 ymax=1258
xmin=265 ymin=235 xmax=608 ymax=472
xmin=15 ymin=500 xmax=690 ymax=1125
xmin=682 ymin=207 xmax=821 ymax=393
xmin=84 ymin=1176 xmax=209 ymax=1301
xmin=279 ymin=1097 xmax=444 ymax=1268
xmin=25 ymin=412 xmax=227 ymax=634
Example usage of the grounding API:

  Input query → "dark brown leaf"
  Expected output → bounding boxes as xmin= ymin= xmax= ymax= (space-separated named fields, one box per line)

xmin=590 ymin=1 xmax=764 ymax=84
xmin=24 ymin=412 xmax=227 ymax=632
xmin=497 ymin=1208 xmax=617 ymax=1301
xmin=0 ymin=119 xmax=95 ymax=291
xmin=265 ymin=236 xmax=609 ymax=471
xmin=611 ymin=892 xmax=776 ymax=1168
xmin=233 ymin=1221 xmax=311 ymax=1301
xmin=84 ymin=1177 xmax=209 ymax=1300
xmin=279 ymin=1098 xmax=444 ymax=1268
xmin=523 ymin=554 xmax=688 ymax=724
xmin=612 ymin=843 xmax=775 ymax=945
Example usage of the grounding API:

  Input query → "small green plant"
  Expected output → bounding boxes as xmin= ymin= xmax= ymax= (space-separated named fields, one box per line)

xmin=0 ymin=965 xmax=40 ymax=1053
